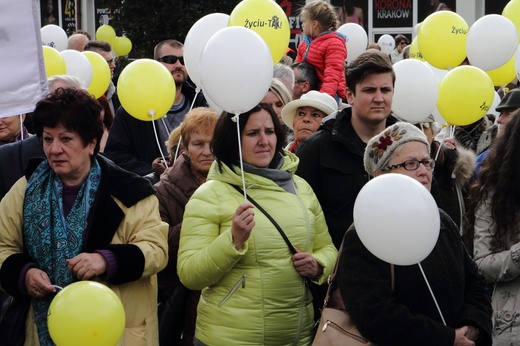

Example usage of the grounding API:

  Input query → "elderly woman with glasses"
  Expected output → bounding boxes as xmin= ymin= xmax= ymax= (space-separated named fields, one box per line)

xmin=336 ymin=122 xmax=492 ymax=346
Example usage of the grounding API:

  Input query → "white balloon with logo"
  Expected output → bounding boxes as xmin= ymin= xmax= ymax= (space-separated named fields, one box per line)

xmin=41 ymin=25 xmax=68 ymax=52
xmin=377 ymin=34 xmax=395 ymax=55
xmin=337 ymin=23 xmax=368 ymax=63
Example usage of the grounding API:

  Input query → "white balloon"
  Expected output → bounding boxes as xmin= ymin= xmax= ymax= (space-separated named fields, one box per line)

xmin=392 ymin=59 xmax=439 ymax=123
xmin=377 ymin=34 xmax=395 ymax=55
xmin=60 ymin=50 xmax=93 ymax=89
xmin=41 ymin=25 xmax=68 ymax=52
xmin=467 ymin=14 xmax=518 ymax=71
xmin=515 ymin=45 xmax=520 ymax=80
xmin=184 ymin=13 xmax=230 ymax=90
xmin=412 ymin=23 xmax=421 ymax=40
xmin=337 ymin=23 xmax=368 ymax=63
xmin=488 ymin=90 xmax=502 ymax=117
xmin=200 ymin=27 xmax=273 ymax=114
xmin=426 ymin=63 xmax=449 ymax=84
xmin=354 ymin=174 xmax=440 ymax=266
xmin=203 ymin=90 xmax=224 ymax=116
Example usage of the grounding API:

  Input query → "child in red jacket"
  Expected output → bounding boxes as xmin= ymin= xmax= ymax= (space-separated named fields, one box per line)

xmin=296 ymin=0 xmax=347 ymax=101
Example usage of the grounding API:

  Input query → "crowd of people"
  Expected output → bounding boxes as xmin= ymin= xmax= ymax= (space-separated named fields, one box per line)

xmin=1 ymin=0 xmax=520 ymax=345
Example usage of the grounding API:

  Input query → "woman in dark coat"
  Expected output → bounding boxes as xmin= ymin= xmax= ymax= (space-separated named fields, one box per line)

xmin=337 ymin=122 xmax=492 ymax=346
xmin=154 ymin=107 xmax=218 ymax=346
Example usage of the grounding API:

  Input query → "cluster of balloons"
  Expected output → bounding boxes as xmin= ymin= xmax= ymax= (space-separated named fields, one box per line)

xmin=118 ymin=0 xmax=288 ymax=121
xmin=40 ymin=24 xmax=115 ymax=99
xmin=48 ymin=281 xmax=125 ymax=346
xmin=393 ymin=1 xmax=520 ymax=126
xmin=96 ymin=24 xmax=133 ymax=57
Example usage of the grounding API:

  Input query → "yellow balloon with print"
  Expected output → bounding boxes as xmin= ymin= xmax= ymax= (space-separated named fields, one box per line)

xmin=82 ymin=51 xmax=111 ymax=99
xmin=502 ymin=0 xmax=520 ymax=42
xmin=96 ymin=25 xmax=117 ymax=46
xmin=437 ymin=66 xmax=494 ymax=126
xmin=117 ymin=59 xmax=175 ymax=121
xmin=485 ymin=54 xmax=517 ymax=87
xmin=114 ymin=36 xmax=132 ymax=56
xmin=418 ymin=11 xmax=468 ymax=69
xmin=228 ymin=0 xmax=290 ymax=65
xmin=408 ymin=37 xmax=424 ymax=61
xmin=48 ymin=281 xmax=125 ymax=346
xmin=43 ymin=46 xmax=66 ymax=77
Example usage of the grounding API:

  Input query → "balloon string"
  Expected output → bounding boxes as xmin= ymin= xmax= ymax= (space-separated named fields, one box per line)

xmin=235 ymin=113 xmax=247 ymax=202
xmin=418 ymin=263 xmax=446 ymax=326
xmin=51 ymin=285 xmax=63 ymax=291
xmin=172 ymin=89 xmax=199 ymax=165
xmin=173 ymin=135 xmax=182 ymax=165
xmin=151 ymin=112 xmax=169 ymax=170
xmin=19 ymin=114 xmax=24 ymax=141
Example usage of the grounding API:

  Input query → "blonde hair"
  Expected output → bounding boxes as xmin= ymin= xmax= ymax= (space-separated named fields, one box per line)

xmin=167 ymin=107 xmax=219 ymax=158
xmin=301 ymin=0 xmax=339 ymax=32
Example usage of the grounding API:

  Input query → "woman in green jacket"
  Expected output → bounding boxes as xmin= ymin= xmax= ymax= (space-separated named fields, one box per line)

xmin=178 ymin=103 xmax=337 ymax=345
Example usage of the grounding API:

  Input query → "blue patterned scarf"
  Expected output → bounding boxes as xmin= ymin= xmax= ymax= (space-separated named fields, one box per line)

xmin=23 ymin=159 xmax=101 ymax=346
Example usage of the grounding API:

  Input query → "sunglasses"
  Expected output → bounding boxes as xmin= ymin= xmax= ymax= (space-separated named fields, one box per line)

xmin=157 ymin=55 xmax=184 ymax=65
xmin=399 ymin=41 xmax=408 ymax=46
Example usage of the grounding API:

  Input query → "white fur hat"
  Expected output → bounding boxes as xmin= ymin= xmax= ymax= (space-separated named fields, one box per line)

xmin=281 ymin=91 xmax=338 ymax=130
xmin=364 ymin=122 xmax=429 ymax=176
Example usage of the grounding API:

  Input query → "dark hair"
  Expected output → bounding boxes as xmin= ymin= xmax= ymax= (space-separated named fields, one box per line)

xmin=84 ymin=40 xmax=112 ymax=53
xmin=211 ymin=103 xmax=285 ymax=173
xmin=466 ymin=109 xmax=520 ymax=250
xmin=97 ymin=95 xmax=114 ymax=131
xmin=394 ymin=34 xmax=408 ymax=46
xmin=32 ymin=88 xmax=104 ymax=155
xmin=346 ymin=49 xmax=395 ymax=95
xmin=291 ymin=62 xmax=320 ymax=91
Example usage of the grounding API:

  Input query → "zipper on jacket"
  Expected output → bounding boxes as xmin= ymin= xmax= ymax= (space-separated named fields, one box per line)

xmin=218 ymin=274 xmax=247 ymax=307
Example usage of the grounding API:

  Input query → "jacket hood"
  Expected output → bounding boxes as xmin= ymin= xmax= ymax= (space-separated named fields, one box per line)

xmin=207 ymin=150 xmax=299 ymax=189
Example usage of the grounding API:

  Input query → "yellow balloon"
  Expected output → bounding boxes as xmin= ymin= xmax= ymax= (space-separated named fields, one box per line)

xmin=114 ymin=36 xmax=132 ymax=56
xmin=82 ymin=51 xmax=111 ymax=99
xmin=408 ymin=37 xmax=424 ymax=61
xmin=503 ymin=0 xmax=520 ymax=43
xmin=48 ymin=281 xmax=125 ymax=346
xmin=117 ymin=59 xmax=175 ymax=121
xmin=228 ymin=0 xmax=290 ymax=65
xmin=437 ymin=66 xmax=495 ymax=126
xmin=485 ymin=54 xmax=517 ymax=87
xmin=96 ymin=25 xmax=117 ymax=46
xmin=42 ymin=46 xmax=66 ymax=77
xmin=418 ymin=11 xmax=468 ymax=69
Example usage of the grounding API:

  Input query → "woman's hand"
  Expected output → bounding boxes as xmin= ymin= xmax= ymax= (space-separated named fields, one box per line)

xmin=454 ymin=326 xmax=476 ymax=346
xmin=292 ymin=248 xmax=323 ymax=279
xmin=25 ymin=268 xmax=55 ymax=298
xmin=231 ymin=203 xmax=255 ymax=250
xmin=66 ymin=253 xmax=107 ymax=280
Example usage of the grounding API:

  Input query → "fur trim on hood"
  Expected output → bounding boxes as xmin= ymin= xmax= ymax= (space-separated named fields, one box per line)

xmin=451 ymin=146 xmax=476 ymax=186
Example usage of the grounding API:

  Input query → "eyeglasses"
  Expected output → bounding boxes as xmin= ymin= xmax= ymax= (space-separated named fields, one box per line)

xmin=106 ymin=57 xmax=118 ymax=65
xmin=382 ymin=158 xmax=435 ymax=172
xmin=399 ymin=41 xmax=408 ymax=46
xmin=157 ymin=55 xmax=184 ymax=65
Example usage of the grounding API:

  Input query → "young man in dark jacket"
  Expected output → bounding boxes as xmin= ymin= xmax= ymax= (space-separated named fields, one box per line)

xmin=296 ymin=49 xmax=397 ymax=248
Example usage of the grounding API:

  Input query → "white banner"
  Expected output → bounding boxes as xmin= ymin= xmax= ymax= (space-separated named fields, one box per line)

xmin=0 ymin=0 xmax=48 ymax=119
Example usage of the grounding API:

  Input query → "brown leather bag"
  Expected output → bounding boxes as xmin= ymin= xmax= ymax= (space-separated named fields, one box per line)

xmin=312 ymin=240 xmax=394 ymax=346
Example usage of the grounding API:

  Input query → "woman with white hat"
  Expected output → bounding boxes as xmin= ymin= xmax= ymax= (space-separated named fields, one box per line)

xmin=281 ymin=90 xmax=338 ymax=153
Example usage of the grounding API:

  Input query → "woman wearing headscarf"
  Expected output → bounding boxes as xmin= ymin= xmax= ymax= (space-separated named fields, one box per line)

xmin=337 ymin=122 xmax=492 ymax=346
xmin=177 ymin=103 xmax=337 ymax=345
xmin=0 ymin=88 xmax=168 ymax=345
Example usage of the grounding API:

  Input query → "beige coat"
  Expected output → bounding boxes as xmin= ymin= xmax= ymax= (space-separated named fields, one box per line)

xmin=0 ymin=168 xmax=168 ymax=346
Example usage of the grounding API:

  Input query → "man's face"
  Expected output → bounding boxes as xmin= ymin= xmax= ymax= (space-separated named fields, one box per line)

xmin=292 ymin=67 xmax=306 ymax=100
xmin=346 ymin=72 xmax=394 ymax=125
xmin=157 ymin=46 xmax=188 ymax=86
xmin=92 ymin=49 xmax=116 ymax=79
